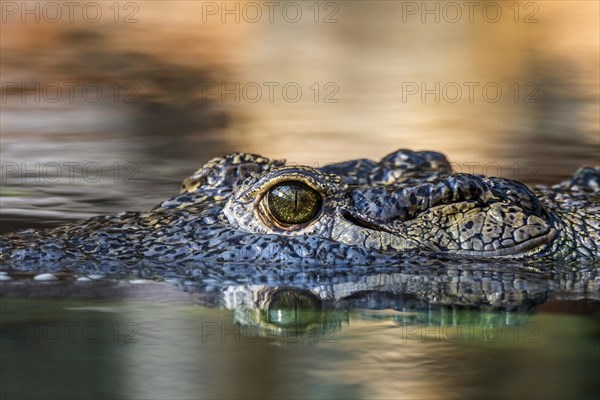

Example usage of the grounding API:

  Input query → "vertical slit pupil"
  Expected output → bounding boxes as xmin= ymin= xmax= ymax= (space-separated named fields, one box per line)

xmin=294 ymin=187 xmax=299 ymax=212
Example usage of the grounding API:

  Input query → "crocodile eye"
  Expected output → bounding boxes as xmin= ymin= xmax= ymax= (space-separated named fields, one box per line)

xmin=266 ymin=181 xmax=322 ymax=225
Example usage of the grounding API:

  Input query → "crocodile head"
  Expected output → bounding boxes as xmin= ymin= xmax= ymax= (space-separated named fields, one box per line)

xmin=1 ymin=149 xmax=597 ymax=267
xmin=215 ymin=151 xmax=559 ymax=259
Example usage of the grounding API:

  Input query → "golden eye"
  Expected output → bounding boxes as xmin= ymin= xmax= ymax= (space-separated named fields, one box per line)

xmin=266 ymin=181 xmax=322 ymax=225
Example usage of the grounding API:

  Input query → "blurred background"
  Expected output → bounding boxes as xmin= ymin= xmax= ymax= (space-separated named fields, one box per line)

xmin=1 ymin=0 xmax=599 ymax=232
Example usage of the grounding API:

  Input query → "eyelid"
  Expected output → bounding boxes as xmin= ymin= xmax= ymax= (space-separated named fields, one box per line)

xmin=249 ymin=173 xmax=327 ymax=203
xmin=233 ymin=166 xmax=344 ymax=211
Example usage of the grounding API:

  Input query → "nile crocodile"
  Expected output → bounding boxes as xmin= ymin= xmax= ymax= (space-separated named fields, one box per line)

xmin=1 ymin=149 xmax=599 ymax=269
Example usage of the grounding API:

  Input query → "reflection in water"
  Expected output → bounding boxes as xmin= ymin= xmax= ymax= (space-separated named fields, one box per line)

xmin=227 ymin=287 xmax=348 ymax=339
xmin=2 ymin=264 xmax=599 ymax=399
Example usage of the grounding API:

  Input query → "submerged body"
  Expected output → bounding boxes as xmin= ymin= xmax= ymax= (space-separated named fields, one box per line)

xmin=1 ymin=149 xmax=599 ymax=268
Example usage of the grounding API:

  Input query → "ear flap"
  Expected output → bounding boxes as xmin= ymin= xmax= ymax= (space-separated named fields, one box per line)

xmin=181 ymin=153 xmax=286 ymax=193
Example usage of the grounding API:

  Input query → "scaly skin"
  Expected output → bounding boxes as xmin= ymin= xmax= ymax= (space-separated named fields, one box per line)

xmin=0 ymin=149 xmax=598 ymax=269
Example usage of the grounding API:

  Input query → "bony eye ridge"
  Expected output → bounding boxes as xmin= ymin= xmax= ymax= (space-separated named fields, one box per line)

xmin=266 ymin=180 xmax=323 ymax=225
